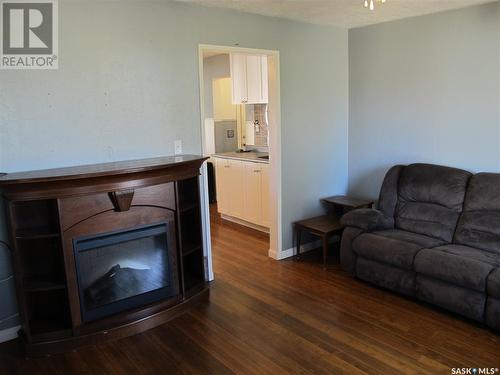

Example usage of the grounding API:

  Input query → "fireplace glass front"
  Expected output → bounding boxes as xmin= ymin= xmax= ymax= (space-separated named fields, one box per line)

xmin=73 ymin=223 xmax=178 ymax=322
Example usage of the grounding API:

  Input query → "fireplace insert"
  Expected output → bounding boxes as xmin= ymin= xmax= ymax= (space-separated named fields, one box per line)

xmin=73 ymin=222 xmax=178 ymax=322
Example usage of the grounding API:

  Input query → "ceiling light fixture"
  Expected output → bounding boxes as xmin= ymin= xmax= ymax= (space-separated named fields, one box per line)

xmin=364 ymin=0 xmax=387 ymax=11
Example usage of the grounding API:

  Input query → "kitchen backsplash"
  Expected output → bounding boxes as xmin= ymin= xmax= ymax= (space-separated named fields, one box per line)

xmin=246 ymin=104 xmax=268 ymax=147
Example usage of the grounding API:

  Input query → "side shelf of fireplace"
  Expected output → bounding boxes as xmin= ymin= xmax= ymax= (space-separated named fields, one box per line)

xmin=176 ymin=177 xmax=205 ymax=297
xmin=7 ymin=199 xmax=72 ymax=342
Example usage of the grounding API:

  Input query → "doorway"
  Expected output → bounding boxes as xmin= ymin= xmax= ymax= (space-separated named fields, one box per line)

xmin=197 ymin=45 xmax=282 ymax=280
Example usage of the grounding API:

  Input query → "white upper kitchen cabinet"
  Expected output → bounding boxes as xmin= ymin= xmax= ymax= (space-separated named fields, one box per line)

xmin=230 ymin=54 xmax=268 ymax=105
xmin=229 ymin=54 xmax=247 ymax=105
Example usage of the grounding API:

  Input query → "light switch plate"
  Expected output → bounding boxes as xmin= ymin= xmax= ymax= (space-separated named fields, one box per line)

xmin=174 ymin=140 xmax=182 ymax=155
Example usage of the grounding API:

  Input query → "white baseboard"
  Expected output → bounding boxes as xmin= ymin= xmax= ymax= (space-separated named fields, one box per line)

xmin=268 ymin=240 xmax=322 ymax=260
xmin=221 ymin=214 xmax=270 ymax=233
xmin=0 ymin=325 xmax=19 ymax=343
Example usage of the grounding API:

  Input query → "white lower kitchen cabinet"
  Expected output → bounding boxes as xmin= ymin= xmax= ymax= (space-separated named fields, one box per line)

xmin=214 ymin=158 xmax=228 ymax=213
xmin=243 ymin=162 xmax=262 ymax=224
xmin=214 ymin=158 xmax=244 ymax=219
xmin=214 ymin=157 xmax=270 ymax=229
xmin=260 ymin=163 xmax=271 ymax=228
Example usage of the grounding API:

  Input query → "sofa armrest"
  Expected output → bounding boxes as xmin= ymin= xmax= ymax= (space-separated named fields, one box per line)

xmin=340 ymin=208 xmax=394 ymax=232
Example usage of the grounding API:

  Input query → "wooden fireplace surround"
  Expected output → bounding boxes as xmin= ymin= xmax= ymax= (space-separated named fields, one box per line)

xmin=0 ymin=155 xmax=209 ymax=355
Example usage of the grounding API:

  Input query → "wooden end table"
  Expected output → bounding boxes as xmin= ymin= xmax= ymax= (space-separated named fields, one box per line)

xmin=294 ymin=196 xmax=374 ymax=268
xmin=294 ymin=215 xmax=342 ymax=268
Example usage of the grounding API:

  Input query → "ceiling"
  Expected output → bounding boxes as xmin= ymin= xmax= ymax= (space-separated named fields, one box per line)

xmin=177 ymin=0 xmax=497 ymax=29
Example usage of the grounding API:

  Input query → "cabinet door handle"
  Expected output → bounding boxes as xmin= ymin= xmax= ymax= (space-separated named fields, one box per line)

xmin=224 ymin=165 xmax=230 ymax=168
xmin=253 ymin=170 xmax=260 ymax=173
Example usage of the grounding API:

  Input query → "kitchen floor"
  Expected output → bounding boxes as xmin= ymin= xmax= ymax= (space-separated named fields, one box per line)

xmin=209 ymin=203 xmax=270 ymax=244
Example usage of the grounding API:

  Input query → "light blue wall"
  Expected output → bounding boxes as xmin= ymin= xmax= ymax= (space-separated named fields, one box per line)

xmin=348 ymin=2 xmax=500 ymax=199
xmin=0 ymin=0 xmax=349 ymax=331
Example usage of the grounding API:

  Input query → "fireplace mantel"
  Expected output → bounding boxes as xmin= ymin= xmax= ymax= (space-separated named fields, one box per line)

xmin=0 ymin=155 xmax=207 ymax=200
xmin=0 ymin=155 xmax=209 ymax=355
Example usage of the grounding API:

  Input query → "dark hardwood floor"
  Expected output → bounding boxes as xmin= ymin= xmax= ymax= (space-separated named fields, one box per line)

xmin=1 ymin=207 xmax=499 ymax=374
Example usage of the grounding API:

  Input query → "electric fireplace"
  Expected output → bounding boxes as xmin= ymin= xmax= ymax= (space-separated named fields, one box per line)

xmin=0 ymin=155 xmax=208 ymax=355
xmin=73 ymin=223 xmax=179 ymax=322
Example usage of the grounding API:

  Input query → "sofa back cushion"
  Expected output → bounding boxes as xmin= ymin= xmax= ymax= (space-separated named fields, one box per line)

xmin=378 ymin=165 xmax=404 ymax=218
xmin=454 ymin=173 xmax=500 ymax=254
xmin=395 ymin=164 xmax=471 ymax=242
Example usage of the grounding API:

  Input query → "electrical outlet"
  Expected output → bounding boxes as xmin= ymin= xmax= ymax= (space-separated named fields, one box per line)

xmin=174 ymin=140 xmax=182 ymax=155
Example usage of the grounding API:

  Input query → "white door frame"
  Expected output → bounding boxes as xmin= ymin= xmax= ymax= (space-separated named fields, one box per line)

xmin=197 ymin=44 xmax=283 ymax=277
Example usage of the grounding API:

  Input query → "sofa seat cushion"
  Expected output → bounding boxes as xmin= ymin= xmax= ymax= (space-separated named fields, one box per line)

xmin=416 ymin=275 xmax=486 ymax=322
xmin=414 ymin=245 xmax=500 ymax=292
xmin=356 ymin=258 xmax=416 ymax=297
xmin=352 ymin=229 xmax=445 ymax=270
xmin=488 ymin=268 xmax=500 ymax=298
